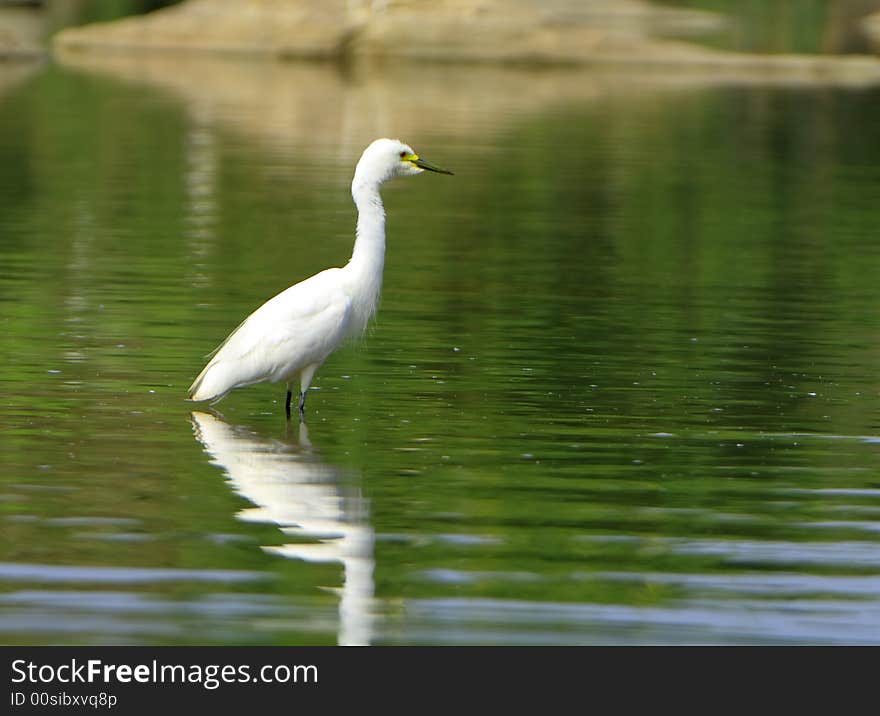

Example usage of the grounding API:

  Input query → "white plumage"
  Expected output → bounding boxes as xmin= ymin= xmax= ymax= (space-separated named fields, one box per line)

xmin=188 ymin=138 xmax=452 ymax=418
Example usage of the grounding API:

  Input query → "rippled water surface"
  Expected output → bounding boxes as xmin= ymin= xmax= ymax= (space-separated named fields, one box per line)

xmin=2 ymin=55 xmax=880 ymax=645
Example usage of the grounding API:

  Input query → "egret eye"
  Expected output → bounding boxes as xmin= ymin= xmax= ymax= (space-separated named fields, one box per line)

xmin=400 ymin=151 xmax=407 ymax=158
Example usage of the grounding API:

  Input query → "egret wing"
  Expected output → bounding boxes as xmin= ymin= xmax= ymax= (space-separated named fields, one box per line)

xmin=213 ymin=270 xmax=346 ymax=357
xmin=189 ymin=268 xmax=352 ymax=400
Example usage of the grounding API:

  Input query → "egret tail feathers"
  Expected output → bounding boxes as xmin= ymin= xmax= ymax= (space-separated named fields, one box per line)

xmin=188 ymin=361 xmax=230 ymax=403
xmin=189 ymin=354 xmax=270 ymax=403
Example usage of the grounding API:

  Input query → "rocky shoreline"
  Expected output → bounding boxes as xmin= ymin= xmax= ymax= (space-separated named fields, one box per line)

xmin=42 ymin=0 xmax=880 ymax=84
xmin=0 ymin=0 xmax=878 ymax=87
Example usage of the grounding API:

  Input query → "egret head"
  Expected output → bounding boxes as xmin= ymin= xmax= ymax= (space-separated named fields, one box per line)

xmin=354 ymin=138 xmax=453 ymax=187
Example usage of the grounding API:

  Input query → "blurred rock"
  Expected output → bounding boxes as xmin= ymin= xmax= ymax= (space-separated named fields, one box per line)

xmin=53 ymin=0 xmax=354 ymax=58
xmin=50 ymin=0 xmax=880 ymax=83
xmin=51 ymin=0 xmax=725 ymax=61
xmin=862 ymin=10 xmax=880 ymax=53
xmin=0 ymin=3 xmax=46 ymax=59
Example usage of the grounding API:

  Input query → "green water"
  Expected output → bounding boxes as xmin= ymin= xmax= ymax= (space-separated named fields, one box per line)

xmin=656 ymin=0 xmax=875 ymax=54
xmin=1 ymin=57 xmax=880 ymax=645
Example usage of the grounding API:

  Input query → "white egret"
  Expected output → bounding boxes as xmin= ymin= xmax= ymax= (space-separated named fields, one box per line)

xmin=188 ymin=138 xmax=453 ymax=419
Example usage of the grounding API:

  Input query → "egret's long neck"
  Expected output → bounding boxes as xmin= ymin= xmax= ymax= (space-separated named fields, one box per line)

xmin=350 ymin=178 xmax=385 ymax=268
xmin=346 ymin=175 xmax=387 ymax=333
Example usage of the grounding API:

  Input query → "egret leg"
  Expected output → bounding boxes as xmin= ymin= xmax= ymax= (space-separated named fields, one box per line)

xmin=285 ymin=385 xmax=293 ymax=420
xmin=297 ymin=363 xmax=320 ymax=421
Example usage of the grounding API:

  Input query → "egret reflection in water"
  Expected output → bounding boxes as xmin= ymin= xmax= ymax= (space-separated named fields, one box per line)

xmin=190 ymin=412 xmax=374 ymax=645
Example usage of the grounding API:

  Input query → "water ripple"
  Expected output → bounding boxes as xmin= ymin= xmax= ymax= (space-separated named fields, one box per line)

xmin=0 ymin=563 xmax=269 ymax=584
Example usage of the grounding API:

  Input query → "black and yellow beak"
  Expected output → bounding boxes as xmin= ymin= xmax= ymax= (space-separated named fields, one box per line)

xmin=404 ymin=153 xmax=454 ymax=175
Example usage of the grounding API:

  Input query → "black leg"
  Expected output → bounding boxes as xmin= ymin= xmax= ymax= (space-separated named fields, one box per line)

xmin=298 ymin=390 xmax=306 ymax=419
xmin=285 ymin=389 xmax=292 ymax=420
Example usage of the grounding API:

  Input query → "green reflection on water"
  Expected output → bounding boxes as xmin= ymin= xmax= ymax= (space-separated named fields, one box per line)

xmin=657 ymin=1 xmax=870 ymax=55
xmin=1 ymin=59 xmax=879 ymax=644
